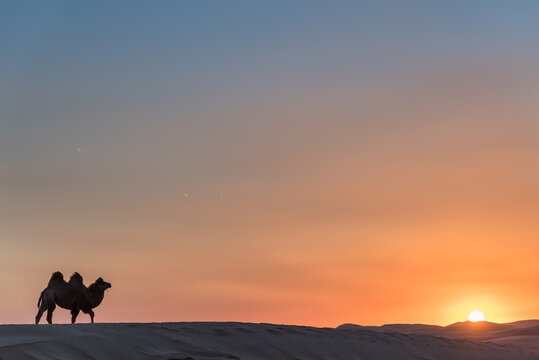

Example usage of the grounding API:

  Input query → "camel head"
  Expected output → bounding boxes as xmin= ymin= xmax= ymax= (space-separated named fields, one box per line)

xmin=90 ymin=277 xmax=112 ymax=292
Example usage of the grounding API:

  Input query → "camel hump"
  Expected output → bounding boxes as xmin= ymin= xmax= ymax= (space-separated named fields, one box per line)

xmin=49 ymin=271 xmax=64 ymax=284
xmin=69 ymin=272 xmax=83 ymax=284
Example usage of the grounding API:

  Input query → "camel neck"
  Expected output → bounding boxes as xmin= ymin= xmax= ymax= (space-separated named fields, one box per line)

xmin=88 ymin=288 xmax=105 ymax=308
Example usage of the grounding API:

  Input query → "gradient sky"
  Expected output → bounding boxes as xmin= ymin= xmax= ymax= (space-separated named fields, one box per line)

xmin=2 ymin=1 xmax=539 ymax=326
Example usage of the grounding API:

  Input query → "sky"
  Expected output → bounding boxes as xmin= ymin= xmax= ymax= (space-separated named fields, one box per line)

xmin=1 ymin=1 xmax=539 ymax=326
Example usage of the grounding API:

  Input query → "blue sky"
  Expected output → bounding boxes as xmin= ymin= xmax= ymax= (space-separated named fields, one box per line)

xmin=2 ymin=1 xmax=539 ymax=325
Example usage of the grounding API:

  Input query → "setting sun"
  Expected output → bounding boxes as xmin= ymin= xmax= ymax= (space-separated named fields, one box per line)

xmin=469 ymin=311 xmax=485 ymax=322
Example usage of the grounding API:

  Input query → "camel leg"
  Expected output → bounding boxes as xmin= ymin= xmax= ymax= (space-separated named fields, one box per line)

xmin=71 ymin=308 xmax=80 ymax=324
xmin=35 ymin=301 xmax=47 ymax=324
xmin=88 ymin=310 xmax=95 ymax=323
xmin=46 ymin=302 xmax=56 ymax=324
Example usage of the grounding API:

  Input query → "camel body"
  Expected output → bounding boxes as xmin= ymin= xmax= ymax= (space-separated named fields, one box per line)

xmin=36 ymin=272 xmax=111 ymax=324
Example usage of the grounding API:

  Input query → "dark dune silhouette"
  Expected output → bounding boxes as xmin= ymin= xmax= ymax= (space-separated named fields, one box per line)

xmin=338 ymin=320 xmax=539 ymax=354
xmin=1 ymin=322 xmax=537 ymax=360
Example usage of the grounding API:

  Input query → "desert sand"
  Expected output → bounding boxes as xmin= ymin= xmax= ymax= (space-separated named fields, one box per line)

xmin=340 ymin=320 xmax=539 ymax=356
xmin=0 ymin=321 xmax=537 ymax=360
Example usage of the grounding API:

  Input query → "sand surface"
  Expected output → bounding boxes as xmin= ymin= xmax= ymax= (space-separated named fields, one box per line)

xmin=0 ymin=322 xmax=537 ymax=360
xmin=339 ymin=320 xmax=539 ymax=356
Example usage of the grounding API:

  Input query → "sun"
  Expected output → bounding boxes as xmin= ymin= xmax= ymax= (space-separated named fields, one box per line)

xmin=468 ymin=310 xmax=485 ymax=322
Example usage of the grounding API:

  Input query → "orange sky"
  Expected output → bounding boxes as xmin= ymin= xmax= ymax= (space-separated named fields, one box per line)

xmin=2 ymin=2 xmax=539 ymax=326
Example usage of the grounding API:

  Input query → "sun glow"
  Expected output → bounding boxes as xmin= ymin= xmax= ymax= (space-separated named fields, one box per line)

xmin=468 ymin=310 xmax=485 ymax=322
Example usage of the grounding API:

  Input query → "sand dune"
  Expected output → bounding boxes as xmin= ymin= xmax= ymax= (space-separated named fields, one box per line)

xmin=339 ymin=320 xmax=539 ymax=355
xmin=0 ymin=322 xmax=537 ymax=360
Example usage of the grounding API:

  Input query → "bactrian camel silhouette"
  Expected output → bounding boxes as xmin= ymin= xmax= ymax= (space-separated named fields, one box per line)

xmin=36 ymin=271 xmax=111 ymax=324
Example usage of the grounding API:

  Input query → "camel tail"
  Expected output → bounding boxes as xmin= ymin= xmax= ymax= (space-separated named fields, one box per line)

xmin=37 ymin=291 xmax=44 ymax=308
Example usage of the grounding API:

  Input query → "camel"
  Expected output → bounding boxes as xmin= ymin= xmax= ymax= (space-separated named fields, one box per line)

xmin=68 ymin=272 xmax=112 ymax=323
xmin=35 ymin=271 xmax=112 ymax=324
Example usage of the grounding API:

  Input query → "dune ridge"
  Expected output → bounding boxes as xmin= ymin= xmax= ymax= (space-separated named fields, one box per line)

xmin=338 ymin=319 xmax=539 ymax=355
xmin=0 ymin=322 xmax=537 ymax=360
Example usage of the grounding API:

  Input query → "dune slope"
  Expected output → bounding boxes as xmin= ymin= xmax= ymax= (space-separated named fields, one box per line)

xmin=339 ymin=320 xmax=539 ymax=355
xmin=0 ymin=322 xmax=537 ymax=360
